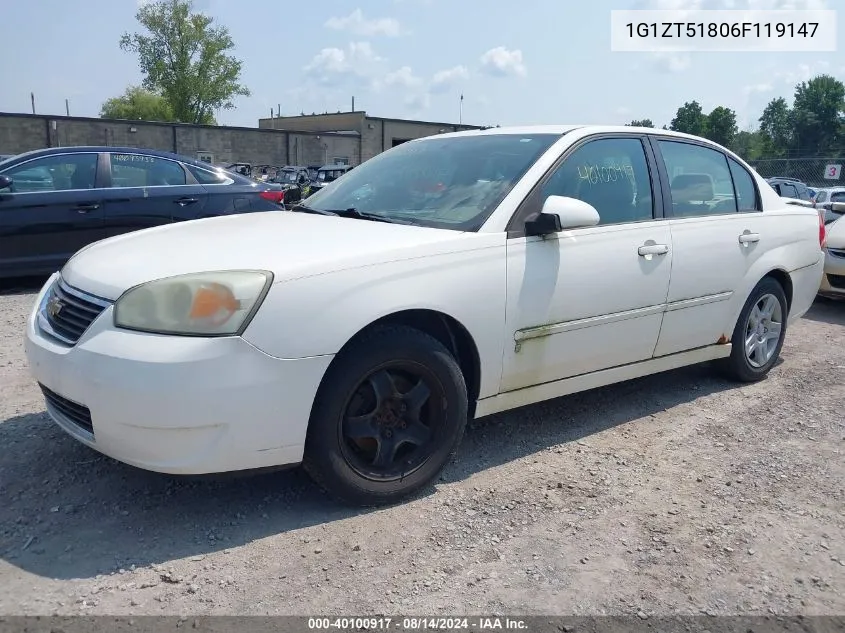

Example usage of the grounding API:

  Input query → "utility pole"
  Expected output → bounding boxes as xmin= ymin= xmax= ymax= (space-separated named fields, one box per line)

xmin=65 ymin=99 xmax=69 ymax=116
xmin=459 ymin=94 xmax=463 ymax=126
xmin=30 ymin=92 xmax=35 ymax=114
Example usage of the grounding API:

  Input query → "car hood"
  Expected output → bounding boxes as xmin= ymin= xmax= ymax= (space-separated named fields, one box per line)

xmin=60 ymin=211 xmax=484 ymax=300
xmin=827 ymin=215 xmax=845 ymax=248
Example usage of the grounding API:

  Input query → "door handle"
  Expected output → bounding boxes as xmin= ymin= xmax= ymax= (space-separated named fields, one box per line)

xmin=74 ymin=203 xmax=100 ymax=213
xmin=175 ymin=197 xmax=198 ymax=206
xmin=738 ymin=232 xmax=760 ymax=245
xmin=638 ymin=243 xmax=669 ymax=257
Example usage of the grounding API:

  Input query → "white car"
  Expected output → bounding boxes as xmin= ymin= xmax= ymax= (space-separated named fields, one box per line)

xmin=24 ymin=125 xmax=825 ymax=506
xmin=819 ymin=204 xmax=845 ymax=298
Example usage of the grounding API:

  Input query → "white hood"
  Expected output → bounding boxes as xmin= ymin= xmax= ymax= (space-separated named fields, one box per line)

xmin=61 ymin=211 xmax=478 ymax=300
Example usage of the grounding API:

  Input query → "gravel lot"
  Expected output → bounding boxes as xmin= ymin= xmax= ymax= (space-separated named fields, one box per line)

xmin=0 ymin=277 xmax=843 ymax=617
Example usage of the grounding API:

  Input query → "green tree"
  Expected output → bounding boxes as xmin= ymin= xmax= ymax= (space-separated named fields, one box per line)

xmin=791 ymin=74 xmax=845 ymax=156
xmin=758 ymin=97 xmax=793 ymax=156
xmin=100 ymin=86 xmax=176 ymax=121
xmin=730 ymin=129 xmax=767 ymax=161
xmin=626 ymin=119 xmax=654 ymax=127
xmin=119 ymin=0 xmax=249 ymax=124
xmin=704 ymin=106 xmax=737 ymax=147
xmin=670 ymin=101 xmax=707 ymax=136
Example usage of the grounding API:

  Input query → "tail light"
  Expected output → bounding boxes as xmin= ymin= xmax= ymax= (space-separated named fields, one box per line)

xmin=819 ymin=209 xmax=827 ymax=248
xmin=259 ymin=190 xmax=285 ymax=205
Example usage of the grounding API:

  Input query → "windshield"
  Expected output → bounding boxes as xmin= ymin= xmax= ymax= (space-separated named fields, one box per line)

xmin=304 ymin=133 xmax=560 ymax=230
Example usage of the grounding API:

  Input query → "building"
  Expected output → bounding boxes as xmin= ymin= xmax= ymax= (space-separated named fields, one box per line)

xmin=259 ymin=111 xmax=485 ymax=165
xmin=0 ymin=110 xmax=484 ymax=168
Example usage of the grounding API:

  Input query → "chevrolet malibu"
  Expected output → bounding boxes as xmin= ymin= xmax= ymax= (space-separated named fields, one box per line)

xmin=24 ymin=126 xmax=826 ymax=506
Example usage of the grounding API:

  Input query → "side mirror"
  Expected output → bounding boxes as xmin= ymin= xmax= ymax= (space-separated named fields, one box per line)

xmin=0 ymin=175 xmax=11 ymax=190
xmin=525 ymin=195 xmax=600 ymax=236
xmin=830 ymin=202 xmax=845 ymax=213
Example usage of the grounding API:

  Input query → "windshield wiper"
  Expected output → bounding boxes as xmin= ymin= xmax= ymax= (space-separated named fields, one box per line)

xmin=289 ymin=203 xmax=338 ymax=216
xmin=322 ymin=207 xmax=419 ymax=225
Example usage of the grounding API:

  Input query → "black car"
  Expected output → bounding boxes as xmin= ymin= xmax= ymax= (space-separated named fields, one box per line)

xmin=271 ymin=165 xmax=312 ymax=203
xmin=765 ymin=177 xmax=813 ymax=201
xmin=307 ymin=164 xmax=354 ymax=196
xmin=0 ymin=146 xmax=286 ymax=278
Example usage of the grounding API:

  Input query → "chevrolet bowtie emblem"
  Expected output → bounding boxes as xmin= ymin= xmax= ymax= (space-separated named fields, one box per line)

xmin=46 ymin=295 xmax=64 ymax=318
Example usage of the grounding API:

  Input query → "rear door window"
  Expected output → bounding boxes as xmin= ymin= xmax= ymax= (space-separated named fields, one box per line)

xmin=110 ymin=153 xmax=187 ymax=187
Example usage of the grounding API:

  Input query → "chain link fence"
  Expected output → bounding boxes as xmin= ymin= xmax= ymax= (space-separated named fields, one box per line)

xmin=747 ymin=157 xmax=845 ymax=188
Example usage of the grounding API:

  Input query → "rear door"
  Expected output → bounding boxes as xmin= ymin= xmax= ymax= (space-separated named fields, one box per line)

xmin=185 ymin=163 xmax=273 ymax=214
xmin=100 ymin=152 xmax=209 ymax=238
xmin=0 ymin=151 xmax=107 ymax=276
xmin=650 ymin=137 xmax=772 ymax=356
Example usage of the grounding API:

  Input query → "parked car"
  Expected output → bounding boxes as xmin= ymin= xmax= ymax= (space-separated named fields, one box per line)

xmin=307 ymin=163 xmax=354 ymax=196
xmin=0 ymin=146 xmax=286 ymax=278
xmin=819 ymin=204 xmax=845 ymax=298
xmin=765 ymin=177 xmax=814 ymax=202
xmin=24 ymin=126 xmax=824 ymax=506
xmin=812 ymin=186 xmax=845 ymax=224
xmin=271 ymin=165 xmax=312 ymax=203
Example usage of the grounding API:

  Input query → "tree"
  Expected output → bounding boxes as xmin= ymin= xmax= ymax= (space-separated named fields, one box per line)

xmin=100 ymin=86 xmax=176 ymax=121
xmin=627 ymin=119 xmax=654 ymax=128
xmin=670 ymin=101 xmax=707 ymax=136
xmin=791 ymin=74 xmax=845 ymax=156
xmin=758 ymin=97 xmax=793 ymax=156
xmin=705 ymin=106 xmax=737 ymax=147
xmin=119 ymin=0 xmax=249 ymax=124
xmin=730 ymin=129 xmax=767 ymax=161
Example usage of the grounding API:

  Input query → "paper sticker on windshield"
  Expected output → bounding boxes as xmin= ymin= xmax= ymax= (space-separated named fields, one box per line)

xmin=113 ymin=154 xmax=155 ymax=164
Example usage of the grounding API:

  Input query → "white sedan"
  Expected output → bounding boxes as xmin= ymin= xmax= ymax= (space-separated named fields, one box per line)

xmin=819 ymin=203 xmax=845 ymax=298
xmin=24 ymin=125 xmax=825 ymax=506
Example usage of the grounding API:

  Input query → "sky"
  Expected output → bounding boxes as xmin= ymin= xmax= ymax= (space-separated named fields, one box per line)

xmin=0 ymin=0 xmax=840 ymax=131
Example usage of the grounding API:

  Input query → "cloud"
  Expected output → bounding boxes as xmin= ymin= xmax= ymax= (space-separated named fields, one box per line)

xmin=381 ymin=66 xmax=424 ymax=89
xmin=635 ymin=0 xmax=829 ymax=8
xmin=405 ymin=92 xmax=431 ymax=112
xmin=325 ymin=8 xmax=404 ymax=37
xmin=430 ymin=65 xmax=469 ymax=94
xmin=742 ymin=82 xmax=774 ymax=96
xmin=479 ymin=47 xmax=527 ymax=78
xmin=303 ymin=42 xmax=384 ymax=84
xmin=775 ymin=61 xmax=830 ymax=86
xmin=649 ymin=51 xmax=691 ymax=72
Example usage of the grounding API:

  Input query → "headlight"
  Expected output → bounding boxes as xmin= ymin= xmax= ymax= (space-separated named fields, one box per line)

xmin=113 ymin=270 xmax=273 ymax=336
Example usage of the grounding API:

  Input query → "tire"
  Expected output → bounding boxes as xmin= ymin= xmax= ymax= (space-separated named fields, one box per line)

xmin=720 ymin=276 xmax=788 ymax=383
xmin=302 ymin=325 xmax=468 ymax=507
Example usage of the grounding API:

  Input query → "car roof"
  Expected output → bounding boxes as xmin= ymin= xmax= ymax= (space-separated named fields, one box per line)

xmin=7 ymin=145 xmax=219 ymax=169
xmin=425 ymin=125 xmax=747 ymax=143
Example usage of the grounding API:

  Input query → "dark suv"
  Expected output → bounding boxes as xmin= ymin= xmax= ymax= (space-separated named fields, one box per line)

xmin=765 ymin=177 xmax=813 ymax=201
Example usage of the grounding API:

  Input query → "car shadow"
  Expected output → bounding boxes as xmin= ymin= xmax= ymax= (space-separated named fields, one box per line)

xmin=801 ymin=297 xmax=845 ymax=326
xmin=0 ymin=360 xmax=739 ymax=581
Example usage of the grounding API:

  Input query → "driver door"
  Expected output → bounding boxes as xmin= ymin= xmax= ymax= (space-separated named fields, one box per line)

xmin=500 ymin=135 xmax=673 ymax=392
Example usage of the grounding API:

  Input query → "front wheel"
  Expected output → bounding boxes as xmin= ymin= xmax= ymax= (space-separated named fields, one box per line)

xmin=720 ymin=277 xmax=788 ymax=382
xmin=302 ymin=325 xmax=468 ymax=506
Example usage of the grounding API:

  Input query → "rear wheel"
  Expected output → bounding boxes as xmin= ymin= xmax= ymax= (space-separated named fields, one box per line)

xmin=720 ymin=277 xmax=788 ymax=382
xmin=302 ymin=325 xmax=468 ymax=506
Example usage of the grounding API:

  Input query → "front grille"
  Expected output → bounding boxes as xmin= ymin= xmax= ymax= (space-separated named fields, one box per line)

xmin=829 ymin=248 xmax=845 ymax=259
xmin=39 ymin=384 xmax=94 ymax=436
xmin=827 ymin=274 xmax=845 ymax=290
xmin=39 ymin=278 xmax=111 ymax=345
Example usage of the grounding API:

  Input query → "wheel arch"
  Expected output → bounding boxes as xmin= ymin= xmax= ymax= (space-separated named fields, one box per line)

xmin=725 ymin=265 xmax=795 ymax=342
xmin=314 ymin=308 xmax=482 ymax=419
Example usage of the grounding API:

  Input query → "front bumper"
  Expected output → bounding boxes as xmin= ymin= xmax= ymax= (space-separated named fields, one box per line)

xmin=819 ymin=247 xmax=845 ymax=297
xmin=24 ymin=274 xmax=333 ymax=474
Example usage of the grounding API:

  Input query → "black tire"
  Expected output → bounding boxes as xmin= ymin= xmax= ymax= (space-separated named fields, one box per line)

xmin=720 ymin=276 xmax=788 ymax=383
xmin=302 ymin=325 xmax=468 ymax=507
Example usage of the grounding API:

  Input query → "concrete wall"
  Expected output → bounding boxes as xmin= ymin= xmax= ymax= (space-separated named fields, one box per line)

xmin=259 ymin=112 xmax=365 ymax=133
xmin=0 ymin=113 xmax=360 ymax=167
xmin=259 ymin=112 xmax=485 ymax=163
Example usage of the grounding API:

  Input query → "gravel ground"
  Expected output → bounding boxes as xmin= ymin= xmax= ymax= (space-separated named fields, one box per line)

xmin=0 ymin=278 xmax=843 ymax=617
